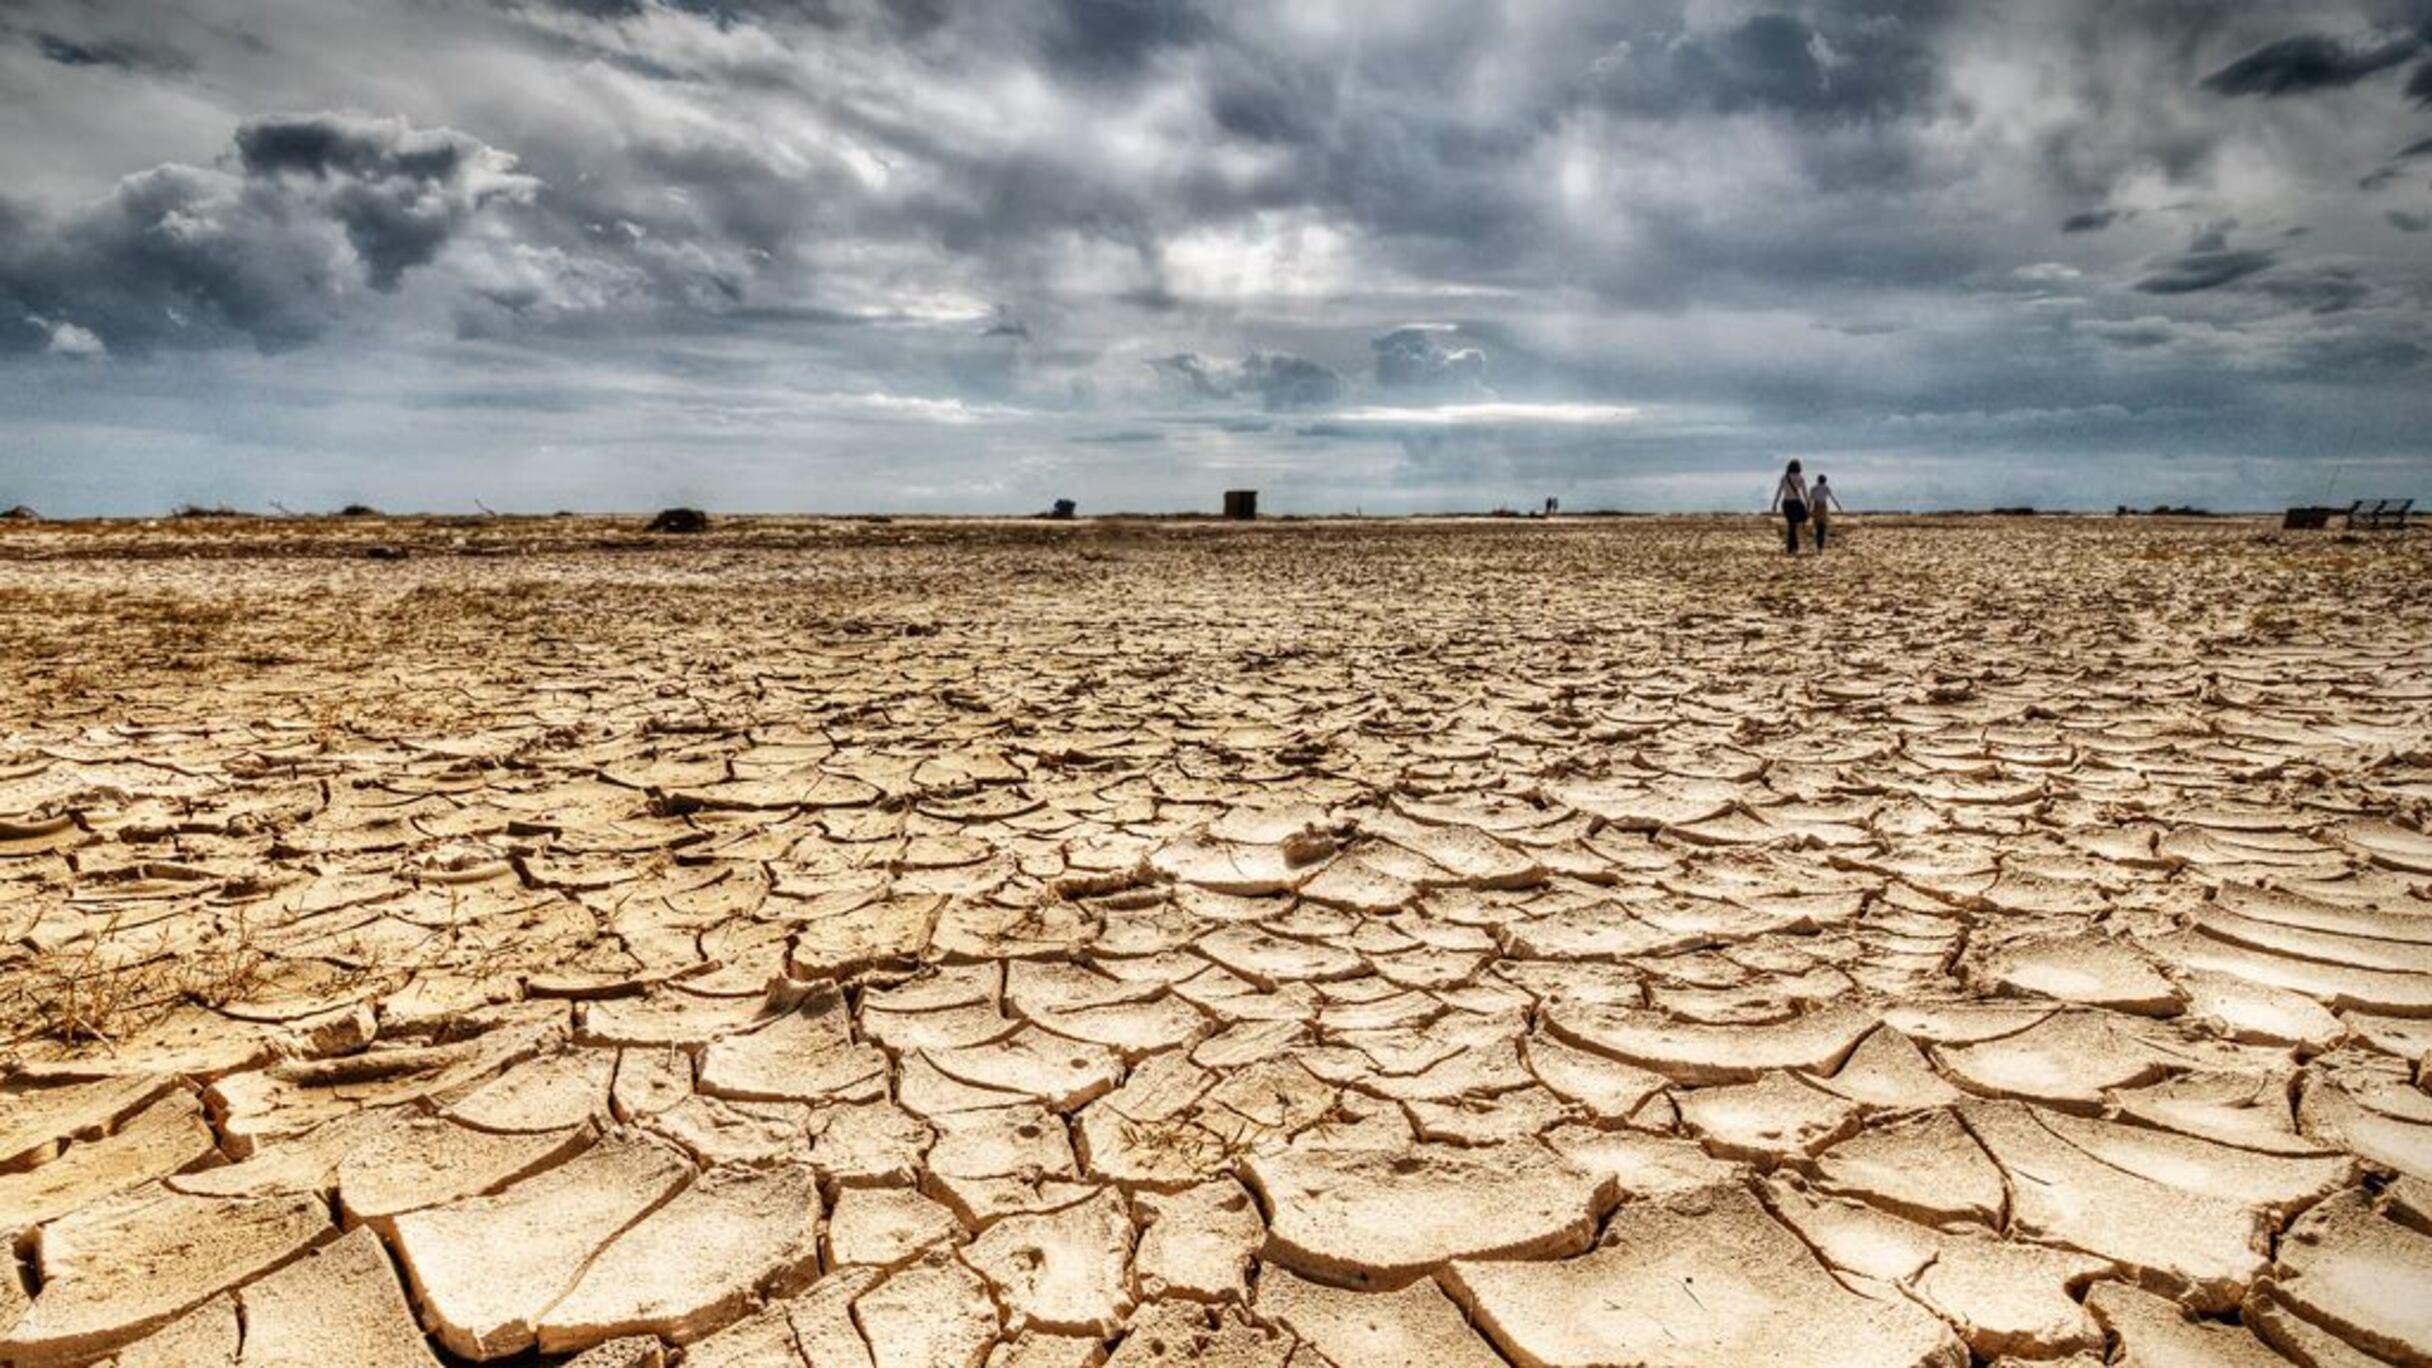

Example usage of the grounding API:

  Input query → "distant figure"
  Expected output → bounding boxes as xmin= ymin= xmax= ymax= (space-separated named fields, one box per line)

xmin=1769 ymin=459 xmax=1809 ymax=554
xmin=1809 ymin=474 xmax=1844 ymax=551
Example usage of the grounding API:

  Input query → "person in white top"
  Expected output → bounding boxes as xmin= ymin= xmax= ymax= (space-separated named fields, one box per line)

xmin=1809 ymin=473 xmax=1844 ymax=551
xmin=1768 ymin=459 xmax=1809 ymax=555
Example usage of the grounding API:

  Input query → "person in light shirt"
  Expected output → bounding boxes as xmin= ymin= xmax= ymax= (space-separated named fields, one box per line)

xmin=1768 ymin=459 xmax=1809 ymax=555
xmin=1809 ymin=473 xmax=1845 ymax=551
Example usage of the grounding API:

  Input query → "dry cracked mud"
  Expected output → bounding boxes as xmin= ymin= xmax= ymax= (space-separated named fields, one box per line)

xmin=2 ymin=512 xmax=2430 ymax=1367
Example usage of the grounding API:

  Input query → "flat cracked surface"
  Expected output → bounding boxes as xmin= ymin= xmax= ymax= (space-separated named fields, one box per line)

xmin=3 ymin=512 xmax=2431 ymax=1366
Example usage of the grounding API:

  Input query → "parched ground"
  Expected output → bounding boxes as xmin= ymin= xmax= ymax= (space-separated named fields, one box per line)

xmin=2 ymin=513 xmax=2431 ymax=1368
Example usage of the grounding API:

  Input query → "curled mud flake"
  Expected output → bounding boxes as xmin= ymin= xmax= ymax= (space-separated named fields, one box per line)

xmin=827 ymin=1183 xmax=961 ymax=1268
xmin=0 ymin=1075 xmax=182 ymax=1172
xmin=1768 ymin=1181 xmax=2110 ymax=1359
xmin=387 ymin=1134 xmax=691 ymax=1359
xmin=1960 ymin=1100 xmax=2266 ymax=1311
xmin=540 ymin=1161 xmax=822 ymax=1352
xmin=1254 ymin=1265 xmax=1505 ymax=1368
xmin=1444 ymin=1183 xmax=1964 ymax=1368
xmin=1677 ymin=1072 xmax=1865 ymax=1166
xmin=1132 ymin=1178 xmax=1262 ymax=1302
xmin=0 ymin=1089 xmax=217 ymax=1232
xmin=2087 ymin=1279 xmax=2291 ymax=1367
xmin=2255 ymin=1190 xmax=2432 ymax=1367
xmin=695 ymin=986 xmax=890 ymax=1105
xmin=2 ymin=1188 xmax=334 ymax=1365
xmin=926 ymin=1027 xmax=1124 ymax=1111
xmin=336 ymin=1117 xmax=596 ymax=1231
xmin=963 ymin=1187 xmax=1135 ymax=1336
xmin=1544 ymin=1001 xmax=1878 ymax=1085
xmin=1929 ymin=1011 xmax=2180 ymax=1114
xmin=1244 ymin=1139 xmax=1606 ymax=1287
xmin=850 ymin=1249 xmax=1001 ymax=1368
xmin=1967 ymin=933 xmax=2186 ymax=1016
xmin=106 ymin=1295 xmax=240 ymax=1368
xmin=1813 ymin=1108 xmax=2005 ymax=1228
xmin=234 ymin=1225 xmax=440 ymax=1367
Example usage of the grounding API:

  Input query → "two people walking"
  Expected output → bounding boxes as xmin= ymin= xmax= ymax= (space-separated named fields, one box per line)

xmin=1769 ymin=460 xmax=1844 ymax=554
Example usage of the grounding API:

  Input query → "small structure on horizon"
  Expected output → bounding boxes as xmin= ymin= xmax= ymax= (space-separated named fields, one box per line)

xmin=2347 ymin=498 xmax=2414 ymax=530
xmin=1224 ymin=489 xmax=1258 ymax=520
xmin=2283 ymin=498 xmax=2413 ymax=531
xmin=1045 ymin=498 xmax=1076 ymax=520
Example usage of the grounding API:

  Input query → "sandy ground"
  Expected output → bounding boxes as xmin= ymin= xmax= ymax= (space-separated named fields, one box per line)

xmin=2 ymin=513 xmax=2430 ymax=1367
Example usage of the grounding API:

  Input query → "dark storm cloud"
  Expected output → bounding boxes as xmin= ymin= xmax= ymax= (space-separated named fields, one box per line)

xmin=1038 ymin=0 xmax=1206 ymax=79
xmin=0 ymin=113 xmax=534 ymax=352
xmin=35 ymin=32 xmax=132 ymax=67
xmin=2134 ymin=248 xmax=2278 ymax=294
xmin=2199 ymin=32 xmax=2422 ymax=97
xmin=2061 ymin=209 xmax=2120 ymax=233
xmin=236 ymin=114 xmax=531 ymax=289
xmin=1590 ymin=5 xmax=1946 ymax=120
xmin=2410 ymin=58 xmax=2432 ymax=102
xmin=0 ymin=164 xmax=346 ymax=354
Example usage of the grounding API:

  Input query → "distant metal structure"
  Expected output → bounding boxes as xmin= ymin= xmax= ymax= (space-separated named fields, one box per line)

xmin=1224 ymin=489 xmax=1258 ymax=520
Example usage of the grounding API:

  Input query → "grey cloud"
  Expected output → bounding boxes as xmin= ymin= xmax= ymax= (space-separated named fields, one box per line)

xmin=1150 ymin=352 xmax=1226 ymax=399
xmin=1237 ymin=353 xmax=1342 ymax=410
xmin=2392 ymin=210 xmax=2431 ymax=231
xmin=1150 ymin=350 xmax=1341 ymax=410
xmin=2291 ymin=330 xmax=2428 ymax=371
xmin=2079 ymin=318 xmax=2178 ymax=349
xmin=2410 ymin=57 xmax=2432 ymax=101
xmin=2255 ymin=265 xmax=2373 ymax=311
xmin=1038 ymin=0 xmax=1206 ymax=80
xmin=1372 ymin=326 xmax=1486 ymax=392
xmin=2200 ymin=32 xmax=2421 ymax=96
xmin=2134 ymin=248 xmax=2277 ymax=294
xmin=35 ymin=32 xmax=132 ymax=66
xmin=2061 ymin=209 xmax=2119 ymax=232
xmin=1591 ymin=6 xmax=1948 ymax=121
xmin=0 ymin=113 xmax=537 ymax=352
xmin=0 ymin=165 xmax=347 ymax=354
xmin=236 ymin=113 xmax=537 ymax=289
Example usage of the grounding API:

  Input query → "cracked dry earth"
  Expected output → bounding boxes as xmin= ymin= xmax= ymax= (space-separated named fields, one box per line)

xmin=2 ymin=515 xmax=2431 ymax=1368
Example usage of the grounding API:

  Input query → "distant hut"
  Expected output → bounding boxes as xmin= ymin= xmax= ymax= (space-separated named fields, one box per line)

xmin=1223 ymin=490 xmax=1258 ymax=520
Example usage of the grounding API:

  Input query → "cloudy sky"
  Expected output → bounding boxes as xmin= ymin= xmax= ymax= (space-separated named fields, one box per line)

xmin=4 ymin=0 xmax=2430 ymax=515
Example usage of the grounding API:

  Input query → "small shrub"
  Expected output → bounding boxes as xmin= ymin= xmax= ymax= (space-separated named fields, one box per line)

xmin=646 ymin=507 xmax=710 ymax=534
